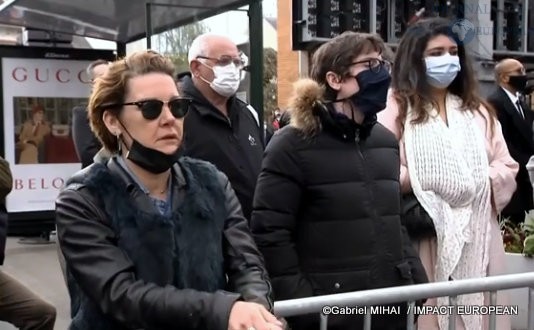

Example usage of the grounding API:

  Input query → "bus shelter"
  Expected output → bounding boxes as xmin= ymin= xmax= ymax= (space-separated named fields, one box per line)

xmin=0 ymin=0 xmax=265 ymax=127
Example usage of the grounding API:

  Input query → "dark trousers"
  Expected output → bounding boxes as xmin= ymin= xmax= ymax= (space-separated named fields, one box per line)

xmin=0 ymin=270 xmax=56 ymax=330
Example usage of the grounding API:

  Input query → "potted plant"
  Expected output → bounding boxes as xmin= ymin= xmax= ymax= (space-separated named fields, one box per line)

xmin=501 ymin=210 xmax=534 ymax=330
xmin=501 ymin=211 xmax=534 ymax=255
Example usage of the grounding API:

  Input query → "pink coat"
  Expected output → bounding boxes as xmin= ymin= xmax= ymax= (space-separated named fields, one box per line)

xmin=378 ymin=90 xmax=519 ymax=330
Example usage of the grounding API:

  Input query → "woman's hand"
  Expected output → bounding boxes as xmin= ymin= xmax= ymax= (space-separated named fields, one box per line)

xmin=228 ymin=301 xmax=284 ymax=330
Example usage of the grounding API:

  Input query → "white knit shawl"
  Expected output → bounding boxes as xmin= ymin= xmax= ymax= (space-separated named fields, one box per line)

xmin=403 ymin=93 xmax=492 ymax=330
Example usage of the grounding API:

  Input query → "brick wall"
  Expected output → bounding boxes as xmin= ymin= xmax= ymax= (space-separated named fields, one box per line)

xmin=276 ymin=0 xmax=301 ymax=109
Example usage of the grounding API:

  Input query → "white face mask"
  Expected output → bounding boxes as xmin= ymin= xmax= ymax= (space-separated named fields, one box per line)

xmin=424 ymin=53 xmax=461 ymax=88
xmin=201 ymin=63 xmax=241 ymax=97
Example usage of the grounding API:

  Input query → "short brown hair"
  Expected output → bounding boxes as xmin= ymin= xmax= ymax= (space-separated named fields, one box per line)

xmin=310 ymin=31 xmax=386 ymax=100
xmin=88 ymin=50 xmax=176 ymax=153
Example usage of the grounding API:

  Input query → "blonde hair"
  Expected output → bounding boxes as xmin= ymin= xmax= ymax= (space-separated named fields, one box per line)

xmin=88 ymin=50 xmax=176 ymax=153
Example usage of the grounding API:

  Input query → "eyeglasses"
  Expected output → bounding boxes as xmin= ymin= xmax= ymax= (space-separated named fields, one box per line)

xmin=351 ymin=59 xmax=392 ymax=73
xmin=196 ymin=52 xmax=246 ymax=69
xmin=106 ymin=98 xmax=192 ymax=120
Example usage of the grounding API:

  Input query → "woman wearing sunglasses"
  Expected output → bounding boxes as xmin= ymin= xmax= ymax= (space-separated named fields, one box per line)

xmin=55 ymin=50 xmax=283 ymax=330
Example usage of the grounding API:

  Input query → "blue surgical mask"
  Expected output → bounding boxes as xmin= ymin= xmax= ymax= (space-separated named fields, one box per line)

xmin=424 ymin=54 xmax=461 ymax=88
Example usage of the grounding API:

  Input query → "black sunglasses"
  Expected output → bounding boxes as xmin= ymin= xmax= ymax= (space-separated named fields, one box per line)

xmin=107 ymin=98 xmax=192 ymax=120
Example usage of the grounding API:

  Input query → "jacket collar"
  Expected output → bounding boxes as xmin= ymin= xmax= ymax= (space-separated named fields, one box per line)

xmin=318 ymin=103 xmax=377 ymax=142
xmin=103 ymin=156 xmax=186 ymax=191
xmin=501 ymin=86 xmax=519 ymax=104
xmin=89 ymin=154 xmax=187 ymax=214
xmin=495 ymin=86 xmax=534 ymax=147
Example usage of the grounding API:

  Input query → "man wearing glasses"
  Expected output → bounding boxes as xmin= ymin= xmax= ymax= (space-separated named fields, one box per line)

xmin=178 ymin=33 xmax=264 ymax=221
xmin=487 ymin=58 xmax=534 ymax=224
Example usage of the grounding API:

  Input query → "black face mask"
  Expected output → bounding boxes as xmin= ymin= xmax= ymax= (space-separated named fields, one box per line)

xmin=125 ymin=139 xmax=178 ymax=174
xmin=349 ymin=66 xmax=391 ymax=116
xmin=119 ymin=123 xmax=178 ymax=174
xmin=509 ymin=75 xmax=528 ymax=93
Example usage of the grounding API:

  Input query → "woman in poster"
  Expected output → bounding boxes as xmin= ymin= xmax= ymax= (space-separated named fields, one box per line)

xmin=17 ymin=104 xmax=51 ymax=164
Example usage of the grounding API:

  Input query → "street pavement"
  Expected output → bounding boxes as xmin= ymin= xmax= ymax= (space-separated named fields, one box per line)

xmin=0 ymin=236 xmax=69 ymax=330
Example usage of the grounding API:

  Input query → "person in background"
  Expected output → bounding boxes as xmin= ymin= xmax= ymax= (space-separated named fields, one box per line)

xmin=178 ymin=33 xmax=263 ymax=221
xmin=271 ymin=108 xmax=281 ymax=130
xmin=264 ymin=109 xmax=281 ymax=145
xmin=487 ymin=58 xmax=534 ymax=224
xmin=56 ymin=50 xmax=282 ymax=330
xmin=72 ymin=59 xmax=109 ymax=168
xmin=0 ymin=156 xmax=56 ymax=329
xmin=17 ymin=104 xmax=51 ymax=164
xmin=277 ymin=110 xmax=291 ymax=129
xmin=264 ymin=120 xmax=275 ymax=146
xmin=251 ymin=31 xmax=427 ymax=330
xmin=265 ymin=109 xmax=291 ymax=145
xmin=378 ymin=18 xmax=517 ymax=330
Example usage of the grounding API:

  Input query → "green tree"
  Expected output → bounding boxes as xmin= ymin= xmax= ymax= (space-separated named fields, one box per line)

xmin=157 ymin=21 xmax=209 ymax=74
xmin=263 ymin=47 xmax=278 ymax=120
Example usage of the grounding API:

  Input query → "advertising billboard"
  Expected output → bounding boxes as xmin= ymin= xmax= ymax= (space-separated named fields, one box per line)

xmin=2 ymin=57 xmax=92 ymax=212
xmin=0 ymin=46 xmax=115 ymax=221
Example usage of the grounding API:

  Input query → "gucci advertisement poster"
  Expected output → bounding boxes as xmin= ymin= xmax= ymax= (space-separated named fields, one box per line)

xmin=2 ymin=57 xmax=92 ymax=212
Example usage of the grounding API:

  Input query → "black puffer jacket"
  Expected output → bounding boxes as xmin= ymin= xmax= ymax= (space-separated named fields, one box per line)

xmin=250 ymin=79 xmax=428 ymax=330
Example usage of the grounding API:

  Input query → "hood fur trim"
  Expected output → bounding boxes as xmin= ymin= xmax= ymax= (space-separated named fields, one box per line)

xmin=288 ymin=78 xmax=324 ymax=137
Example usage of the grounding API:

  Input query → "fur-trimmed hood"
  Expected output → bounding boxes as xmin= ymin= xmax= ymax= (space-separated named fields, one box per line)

xmin=287 ymin=78 xmax=325 ymax=137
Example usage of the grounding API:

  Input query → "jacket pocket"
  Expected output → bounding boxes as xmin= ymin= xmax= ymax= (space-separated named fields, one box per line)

xmin=395 ymin=261 xmax=415 ymax=286
xmin=308 ymin=269 xmax=370 ymax=296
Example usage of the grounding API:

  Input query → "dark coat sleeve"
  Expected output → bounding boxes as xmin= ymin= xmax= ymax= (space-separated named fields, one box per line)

xmin=218 ymin=171 xmax=274 ymax=311
xmin=250 ymin=132 xmax=315 ymax=301
xmin=71 ymin=106 xmax=102 ymax=168
xmin=0 ymin=156 xmax=11 ymax=265
xmin=55 ymin=186 xmax=240 ymax=330
xmin=0 ymin=157 xmax=12 ymax=201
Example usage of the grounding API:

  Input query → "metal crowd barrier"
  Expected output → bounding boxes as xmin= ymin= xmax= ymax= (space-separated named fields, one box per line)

xmin=273 ymin=272 xmax=534 ymax=330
